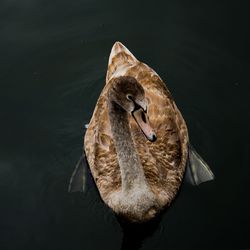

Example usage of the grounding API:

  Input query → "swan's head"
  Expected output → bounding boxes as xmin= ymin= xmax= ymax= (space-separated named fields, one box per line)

xmin=108 ymin=76 xmax=157 ymax=142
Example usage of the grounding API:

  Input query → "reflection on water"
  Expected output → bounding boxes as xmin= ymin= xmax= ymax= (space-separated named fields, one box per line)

xmin=118 ymin=213 xmax=163 ymax=250
xmin=1 ymin=0 xmax=250 ymax=249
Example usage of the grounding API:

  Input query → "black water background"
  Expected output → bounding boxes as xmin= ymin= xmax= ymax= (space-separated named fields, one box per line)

xmin=0 ymin=0 xmax=250 ymax=249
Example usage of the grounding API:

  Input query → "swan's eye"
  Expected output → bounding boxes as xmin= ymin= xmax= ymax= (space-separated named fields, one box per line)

xmin=127 ymin=94 xmax=133 ymax=101
xmin=141 ymin=111 xmax=146 ymax=123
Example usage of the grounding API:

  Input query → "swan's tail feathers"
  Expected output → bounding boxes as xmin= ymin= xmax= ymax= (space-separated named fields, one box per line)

xmin=68 ymin=154 xmax=88 ymax=193
xmin=185 ymin=144 xmax=215 ymax=185
xmin=106 ymin=41 xmax=138 ymax=83
xmin=108 ymin=41 xmax=138 ymax=66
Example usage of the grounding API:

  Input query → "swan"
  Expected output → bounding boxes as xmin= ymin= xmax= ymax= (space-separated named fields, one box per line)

xmin=69 ymin=42 xmax=214 ymax=223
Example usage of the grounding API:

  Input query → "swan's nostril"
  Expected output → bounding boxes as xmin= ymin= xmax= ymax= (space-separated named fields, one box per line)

xmin=150 ymin=134 xmax=157 ymax=142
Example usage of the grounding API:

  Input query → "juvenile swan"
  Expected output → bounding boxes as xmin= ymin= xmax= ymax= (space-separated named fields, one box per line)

xmin=69 ymin=42 xmax=214 ymax=223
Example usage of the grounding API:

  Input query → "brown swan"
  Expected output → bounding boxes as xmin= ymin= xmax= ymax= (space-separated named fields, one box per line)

xmin=69 ymin=42 xmax=214 ymax=223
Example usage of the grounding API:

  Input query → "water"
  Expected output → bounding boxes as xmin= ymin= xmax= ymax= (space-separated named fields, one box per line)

xmin=0 ymin=0 xmax=249 ymax=249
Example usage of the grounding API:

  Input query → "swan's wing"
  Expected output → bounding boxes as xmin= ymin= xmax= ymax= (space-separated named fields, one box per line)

xmin=185 ymin=144 xmax=215 ymax=185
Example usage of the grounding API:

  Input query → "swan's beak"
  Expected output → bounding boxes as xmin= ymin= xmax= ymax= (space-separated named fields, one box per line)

xmin=134 ymin=100 xmax=147 ymax=113
xmin=132 ymin=109 xmax=157 ymax=142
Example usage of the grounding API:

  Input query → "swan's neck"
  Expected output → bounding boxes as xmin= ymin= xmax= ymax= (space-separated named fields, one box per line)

xmin=108 ymin=101 xmax=147 ymax=193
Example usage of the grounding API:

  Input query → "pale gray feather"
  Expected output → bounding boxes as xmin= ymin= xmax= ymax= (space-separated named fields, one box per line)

xmin=185 ymin=144 xmax=215 ymax=185
xmin=68 ymin=154 xmax=87 ymax=192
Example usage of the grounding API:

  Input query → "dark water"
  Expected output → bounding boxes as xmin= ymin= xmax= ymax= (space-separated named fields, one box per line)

xmin=1 ymin=0 xmax=250 ymax=249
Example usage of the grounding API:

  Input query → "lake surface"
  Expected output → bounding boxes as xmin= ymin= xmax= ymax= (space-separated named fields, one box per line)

xmin=0 ymin=0 xmax=250 ymax=249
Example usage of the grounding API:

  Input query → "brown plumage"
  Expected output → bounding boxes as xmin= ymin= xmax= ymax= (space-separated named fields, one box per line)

xmin=83 ymin=42 xmax=190 ymax=222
